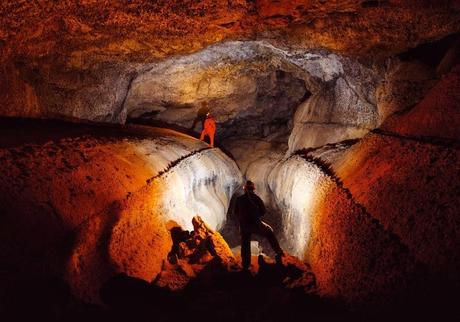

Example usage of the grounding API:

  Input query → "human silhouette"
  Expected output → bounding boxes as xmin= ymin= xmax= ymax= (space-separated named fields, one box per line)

xmin=234 ymin=180 xmax=284 ymax=270
xmin=200 ymin=111 xmax=216 ymax=147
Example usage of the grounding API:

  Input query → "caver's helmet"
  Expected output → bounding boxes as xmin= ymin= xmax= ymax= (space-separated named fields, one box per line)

xmin=243 ymin=180 xmax=255 ymax=191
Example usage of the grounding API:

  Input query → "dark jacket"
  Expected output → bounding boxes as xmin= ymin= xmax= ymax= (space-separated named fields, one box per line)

xmin=234 ymin=192 xmax=266 ymax=228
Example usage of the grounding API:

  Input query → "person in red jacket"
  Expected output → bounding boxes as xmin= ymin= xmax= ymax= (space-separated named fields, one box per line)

xmin=200 ymin=112 xmax=216 ymax=147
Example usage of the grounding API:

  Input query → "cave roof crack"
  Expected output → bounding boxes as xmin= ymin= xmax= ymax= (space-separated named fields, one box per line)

xmin=116 ymin=70 xmax=139 ymax=124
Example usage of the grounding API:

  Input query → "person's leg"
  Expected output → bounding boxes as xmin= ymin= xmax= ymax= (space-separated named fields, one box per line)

xmin=257 ymin=221 xmax=283 ymax=256
xmin=209 ymin=130 xmax=215 ymax=147
xmin=200 ymin=130 xmax=205 ymax=141
xmin=241 ymin=231 xmax=251 ymax=270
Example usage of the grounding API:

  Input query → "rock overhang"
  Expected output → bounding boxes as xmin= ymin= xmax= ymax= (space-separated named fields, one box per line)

xmin=1 ymin=1 xmax=460 ymax=65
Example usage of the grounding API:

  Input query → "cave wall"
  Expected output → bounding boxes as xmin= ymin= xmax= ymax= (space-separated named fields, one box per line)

xmin=271 ymin=64 xmax=460 ymax=308
xmin=0 ymin=124 xmax=241 ymax=302
xmin=2 ymin=0 xmax=459 ymax=64
xmin=331 ymin=65 xmax=460 ymax=281
xmin=287 ymin=52 xmax=380 ymax=152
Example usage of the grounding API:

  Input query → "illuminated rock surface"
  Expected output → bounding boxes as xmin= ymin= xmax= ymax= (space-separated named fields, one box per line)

xmin=0 ymin=121 xmax=241 ymax=302
xmin=272 ymin=65 xmax=460 ymax=308
xmin=98 ymin=217 xmax=324 ymax=322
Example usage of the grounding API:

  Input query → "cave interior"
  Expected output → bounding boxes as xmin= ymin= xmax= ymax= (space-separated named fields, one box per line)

xmin=0 ymin=1 xmax=459 ymax=321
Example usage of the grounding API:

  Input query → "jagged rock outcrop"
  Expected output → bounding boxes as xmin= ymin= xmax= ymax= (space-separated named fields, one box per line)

xmin=1 ymin=0 xmax=460 ymax=315
xmin=0 ymin=122 xmax=241 ymax=302
xmin=96 ymin=216 xmax=319 ymax=322
xmin=154 ymin=216 xmax=239 ymax=290
xmin=154 ymin=215 xmax=316 ymax=294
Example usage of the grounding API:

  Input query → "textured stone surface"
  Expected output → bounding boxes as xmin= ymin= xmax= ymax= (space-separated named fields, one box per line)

xmin=307 ymin=175 xmax=420 ymax=309
xmin=0 ymin=121 xmax=241 ymax=302
xmin=154 ymin=216 xmax=239 ymax=290
xmin=333 ymin=66 xmax=460 ymax=280
xmin=264 ymin=65 xmax=460 ymax=308
xmin=1 ymin=0 xmax=459 ymax=63
xmin=1 ymin=2 xmax=460 ymax=127
xmin=1 ymin=0 xmax=460 ymax=314
xmin=124 ymin=41 xmax=309 ymax=139
xmin=287 ymin=53 xmax=380 ymax=152
xmin=375 ymin=60 xmax=436 ymax=121
xmin=154 ymin=215 xmax=316 ymax=295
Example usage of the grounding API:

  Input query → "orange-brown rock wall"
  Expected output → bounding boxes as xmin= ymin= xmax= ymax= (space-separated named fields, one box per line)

xmin=306 ymin=65 xmax=460 ymax=308
xmin=0 ymin=123 xmax=241 ymax=303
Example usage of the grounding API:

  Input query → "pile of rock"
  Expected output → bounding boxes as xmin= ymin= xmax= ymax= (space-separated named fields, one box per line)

xmin=154 ymin=216 xmax=316 ymax=294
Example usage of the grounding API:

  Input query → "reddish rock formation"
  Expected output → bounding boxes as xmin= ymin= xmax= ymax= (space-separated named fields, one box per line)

xmin=1 ymin=2 xmax=459 ymax=125
xmin=1 ymin=1 xmax=459 ymax=318
xmin=154 ymin=216 xmax=239 ymax=290
xmin=1 ymin=1 xmax=459 ymax=63
xmin=0 ymin=121 xmax=241 ymax=303
xmin=306 ymin=65 xmax=460 ymax=308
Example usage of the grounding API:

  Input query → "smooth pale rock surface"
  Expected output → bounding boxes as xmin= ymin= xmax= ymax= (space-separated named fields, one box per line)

xmin=223 ymin=130 xmax=289 ymax=203
xmin=0 ymin=122 xmax=241 ymax=302
xmin=267 ymin=156 xmax=332 ymax=257
xmin=159 ymin=148 xmax=243 ymax=231
xmin=287 ymin=58 xmax=380 ymax=153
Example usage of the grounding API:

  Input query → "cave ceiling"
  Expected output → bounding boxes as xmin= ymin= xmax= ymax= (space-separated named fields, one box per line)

xmin=1 ymin=0 xmax=460 ymax=66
